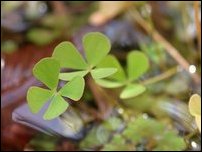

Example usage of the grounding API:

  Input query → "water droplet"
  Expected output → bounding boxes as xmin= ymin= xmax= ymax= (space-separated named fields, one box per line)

xmin=117 ymin=108 xmax=124 ymax=114
xmin=189 ymin=65 xmax=196 ymax=74
xmin=142 ymin=113 xmax=148 ymax=119
xmin=191 ymin=141 xmax=198 ymax=149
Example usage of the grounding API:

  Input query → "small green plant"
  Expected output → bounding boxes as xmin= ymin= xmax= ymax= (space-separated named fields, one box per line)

xmin=122 ymin=116 xmax=186 ymax=151
xmin=103 ymin=116 xmax=186 ymax=151
xmin=79 ymin=117 xmax=123 ymax=150
xmin=27 ymin=32 xmax=117 ymax=120
xmin=79 ymin=115 xmax=186 ymax=151
xmin=95 ymin=51 xmax=149 ymax=99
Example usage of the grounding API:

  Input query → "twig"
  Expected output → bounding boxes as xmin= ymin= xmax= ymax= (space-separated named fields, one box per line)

xmin=128 ymin=9 xmax=201 ymax=85
xmin=194 ymin=1 xmax=201 ymax=53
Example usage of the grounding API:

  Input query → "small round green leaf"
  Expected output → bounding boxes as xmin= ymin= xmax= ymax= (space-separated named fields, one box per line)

xmin=127 ymin=51 xmax=149 ymax=81
xmin=83 ymin=32 xmax=111 ymax=66
xmin=27 ymin=86 xmax=53 ymax=113
xmin=189 ymin=94 xmax=201 ymax=116
xmin=52 ymin=42 xmax=88 ymax=69
xmin=97 ymin=55 xmax=126 ymax=81
xmin=59 ymin=76 xmax=85 ymax=101
xmin=43 ymin=94 xmax=69 ymax=120
xmin=91 ymin=68 xmax=117 ymax=80
xmin=33 ymin=58 xmax=60 ymax=90
xmin=95 ymin=79 xmax=124 ymax=88
xmin=120 ymin=84 xmax=146 ymax=99
xmin=59 ymin=70 xmax=88 ymax=81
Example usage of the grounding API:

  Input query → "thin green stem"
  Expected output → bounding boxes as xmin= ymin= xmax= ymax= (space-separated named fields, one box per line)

xmin=141 ymin=66 xmax=178 ymax=85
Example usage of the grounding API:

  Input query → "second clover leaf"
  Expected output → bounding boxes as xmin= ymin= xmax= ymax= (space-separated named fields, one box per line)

xmin=96 ymin=50 xmax=149 ymax=99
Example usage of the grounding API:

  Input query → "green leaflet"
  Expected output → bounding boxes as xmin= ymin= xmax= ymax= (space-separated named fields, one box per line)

xmin=33 ymin=57 xmax=60 ymax=90
xmin=90 ymin=68 xmax=117 ymax=79
xmin=43 ymin=94 xmax=69 ymax=120
xmin=188 ymin=94 xmax=201 ymax=116
xmin=127 ymin=51 xmax=149 ymax=81
xmin=59 ymin=70 xmax=88 ymax=81
xmin=59 ymin=76 xmax=85 ymax=101
xmin=188 ymin=94 xmax=201 ymax=132
xmin=83 ymin=32 xmax=111 ymax=66
xmin=120 ymin=84 xmax=146 ymax=99
xmin=27 ymin=87 xmax=53 ymax=113
xmin=52 ymin=41 xmax=88 ymax=69
xmin=97 ymin=55 xmax=126 ymax=81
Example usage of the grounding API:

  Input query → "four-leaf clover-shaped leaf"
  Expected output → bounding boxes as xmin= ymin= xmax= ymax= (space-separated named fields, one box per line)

xmin=95 ymin=51 xmax=149 ymax=99
xmin=27 ymin=58 xmax=84 ymax=120
xmin=188 ymin=94 xmax=201 ymax=132
xmin=52 ymin=32 xmax=117 ymax=81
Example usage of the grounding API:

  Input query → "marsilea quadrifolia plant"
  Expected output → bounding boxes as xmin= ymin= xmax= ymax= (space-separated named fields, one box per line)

xmin=27 ymin=32 xmax=149 ymax=120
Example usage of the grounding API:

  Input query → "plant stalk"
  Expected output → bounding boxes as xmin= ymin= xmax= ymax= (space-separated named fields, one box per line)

xmin=141 ymin=66 xmax=178 ymax=85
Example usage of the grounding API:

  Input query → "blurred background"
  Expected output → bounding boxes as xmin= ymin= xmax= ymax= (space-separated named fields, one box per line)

xmin=1 ymin=1 xmax=201 ymax=151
